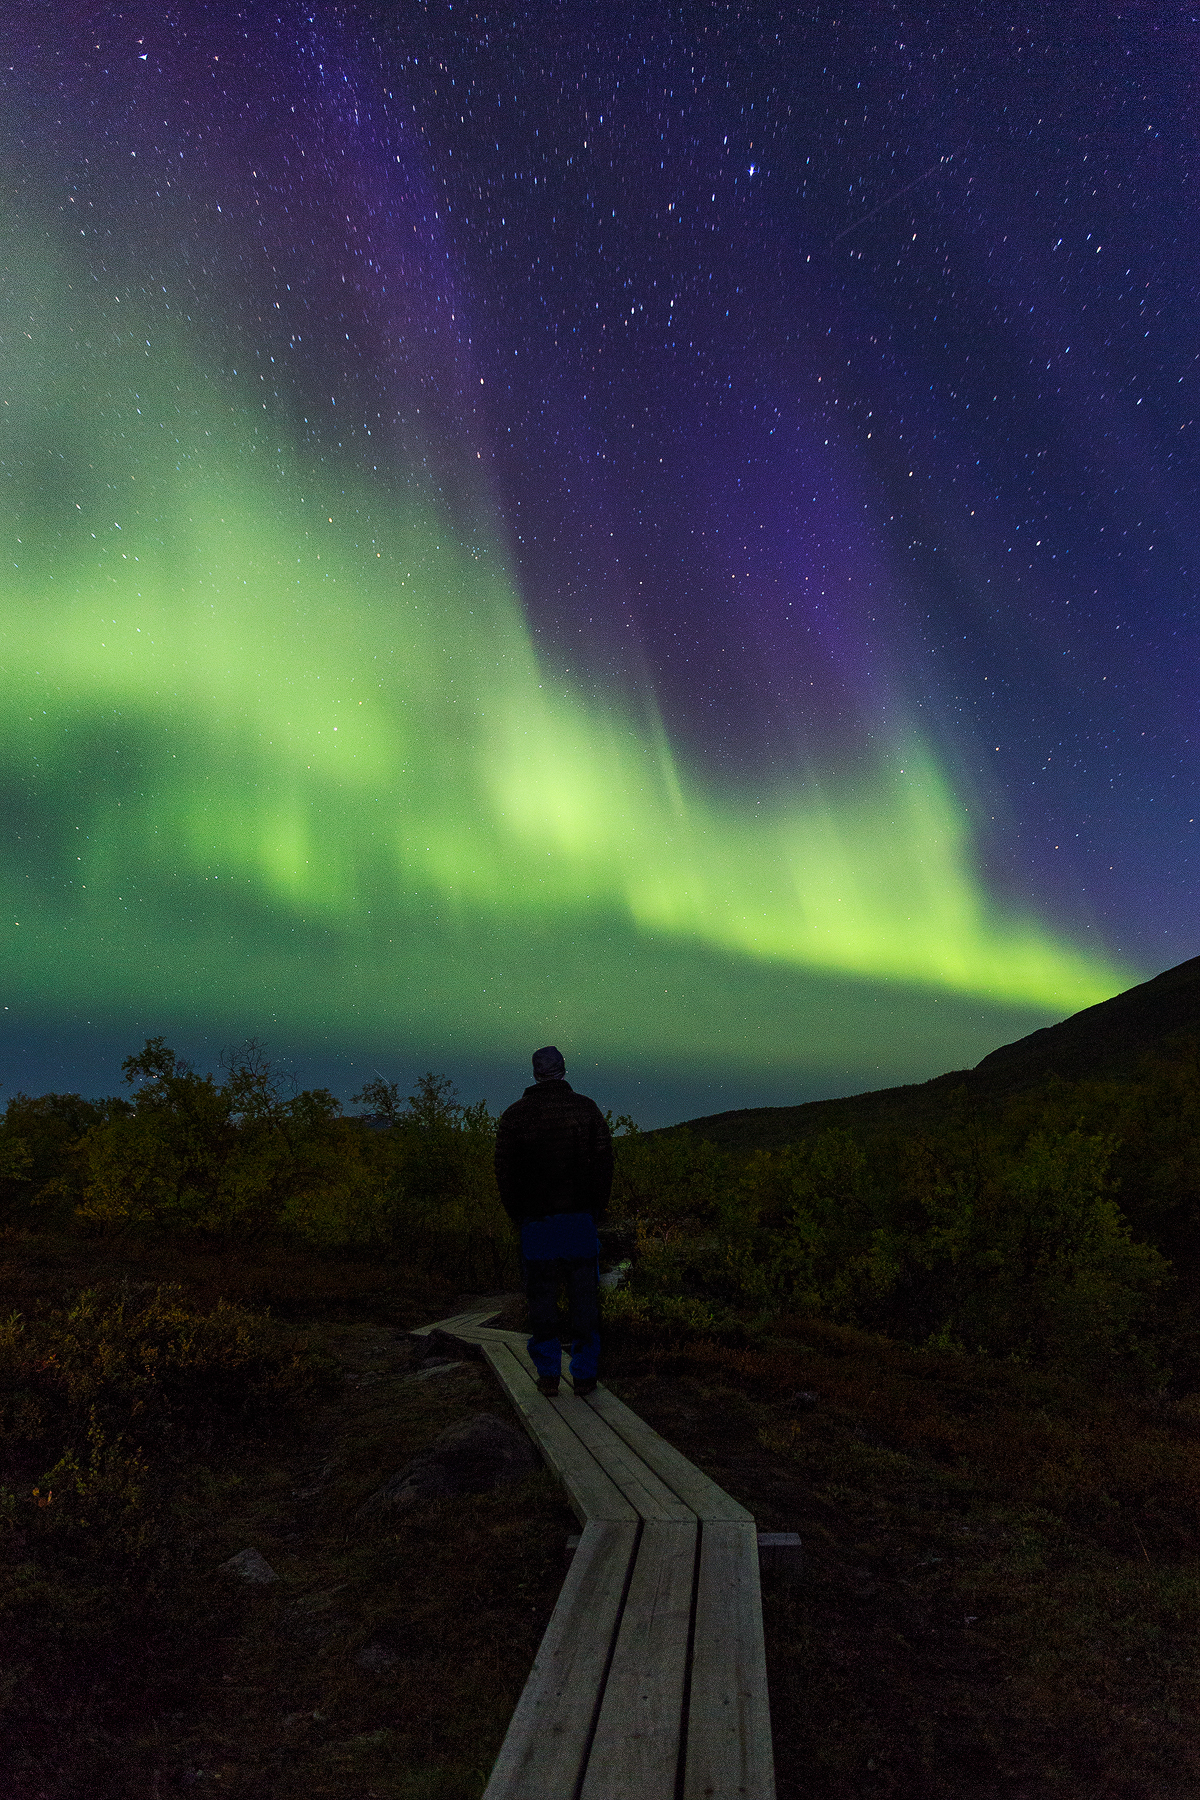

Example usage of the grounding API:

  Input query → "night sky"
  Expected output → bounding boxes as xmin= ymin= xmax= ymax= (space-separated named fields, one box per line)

xmin=1 ymin=5 xmax=1195 ymax=1124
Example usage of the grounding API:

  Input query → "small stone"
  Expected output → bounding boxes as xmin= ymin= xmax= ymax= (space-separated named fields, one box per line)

xmin=356 ymin=1640 xmax=398 ymax=1671
xmin=419 ymin=1327 xmax=482 ymax=1362
xmin=220 ymin=1547 xmax=278 ymax=1584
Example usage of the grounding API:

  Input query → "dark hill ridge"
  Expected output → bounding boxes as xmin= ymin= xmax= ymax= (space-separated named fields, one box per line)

xmin=971 ymin=952 xmax=1200 ymax=1088
xmin=673 ymin=953 xmax=1200 ymax=1155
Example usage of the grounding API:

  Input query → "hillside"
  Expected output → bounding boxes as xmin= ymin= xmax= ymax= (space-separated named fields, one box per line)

xmin=671 ymin=952 xmax=1200 ymax=1154
xmin=970 ymin=951 xmax=1200 ymax=1089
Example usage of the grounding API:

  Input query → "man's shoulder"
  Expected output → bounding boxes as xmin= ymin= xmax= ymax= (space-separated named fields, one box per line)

xmin=557 ymin=1085 xmax=609 ymax=1128
xmin=497 ymin=1084 xmax=552 ymax=1124
xmin=497 ymin=1089 xmax=535 ymax=1128
xmin=498 ymin=1083 xmax=607 ymax=1123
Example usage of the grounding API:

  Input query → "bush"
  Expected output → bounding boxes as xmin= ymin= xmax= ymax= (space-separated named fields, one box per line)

xmin=0 ymin=1283 xmax=334 ymax=1568
xmin=56 ymin=1046 xmax=521 ymax=1290
xmin=2 ymin=1032 xmax=1191 ymax=1388
xmin=617 ymin=1110 xmax=1174 ymax=1385
xmin=0 ymin=1091 xmax=105 ymax=1223
xmin=612 ymin=1121 xmax=732 ymax=1229
xmin=599 ymin=1285 xmax=741 ymax=1345
xmin=354 ymin=1073 xmax=519 ymax=1290
xmin=747 ymin=1128 xmax=872 ymax=1314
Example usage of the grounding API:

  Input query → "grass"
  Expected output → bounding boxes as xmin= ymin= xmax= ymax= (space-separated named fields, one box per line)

xmin=599 ymin=1318 xmax=1200 ymax=1799
xmin=0 ymin=1229 xmax=574 ymax=1799
xmin=4 ymin=1225 xmax=1198 ymax=1797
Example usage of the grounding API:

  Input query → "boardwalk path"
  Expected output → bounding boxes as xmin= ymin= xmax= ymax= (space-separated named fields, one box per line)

xmin=413 ymin=1308 xmax=777 ymax=1800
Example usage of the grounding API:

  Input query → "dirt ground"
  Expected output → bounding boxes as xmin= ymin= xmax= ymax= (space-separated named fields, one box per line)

xmin=4 ymin=1238 xmax=1198 ymax=1797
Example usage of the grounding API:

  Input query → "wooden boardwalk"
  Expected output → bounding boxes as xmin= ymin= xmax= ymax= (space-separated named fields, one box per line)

xmin=412 ymin=1308 xmax=776 ymax=1800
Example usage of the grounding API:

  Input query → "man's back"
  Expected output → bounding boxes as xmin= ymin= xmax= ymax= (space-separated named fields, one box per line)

xmin=495 ymin=1080 xmax=613 ymax=1224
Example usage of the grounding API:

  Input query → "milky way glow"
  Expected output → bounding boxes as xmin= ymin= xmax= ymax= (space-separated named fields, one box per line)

xmin=6 ymin=5 xmax=1186 ymax=1119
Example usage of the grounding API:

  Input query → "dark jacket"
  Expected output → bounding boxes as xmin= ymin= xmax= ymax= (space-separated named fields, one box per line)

xmin=494 ymin=1080 xmax=613 ymax=1227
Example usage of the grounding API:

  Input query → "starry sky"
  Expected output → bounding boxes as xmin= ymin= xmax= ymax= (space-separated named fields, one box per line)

xmin=1 ymin=4 xmax=1194 ymax=1124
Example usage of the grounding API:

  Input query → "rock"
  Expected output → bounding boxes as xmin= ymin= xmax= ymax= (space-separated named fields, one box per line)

xmin=220 ymin=1546 xmax=279 ymax=1584
xmin=357 ymin=1411 xmax=539 ymax=1517
xmin=355 ymin=1640 xmax=399 ymax=1672
xmin=419 ymin=1327 xmax=483 ymax=1362
xmin=407 ymin=1361 xmax=464 ymax=1382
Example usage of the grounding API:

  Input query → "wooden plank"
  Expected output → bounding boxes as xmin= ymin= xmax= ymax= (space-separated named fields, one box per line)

xmin=683 ymin=1521 xmax=776 ymax=1800
xmin=554 ymin=1398 xmax=695 ymax=1523
xmin=443 ymin=1326 xmax=524 ymax=1343
xmin=418 ymin=1324 xmax=543 ymax=1375
xmin=420 ymin=1324 xmax=549 ymax=1383
xmin=483 ymin=1519 xmax=638 ymax=1800
xmin=481 ymin=1343 xmax=637 ymax=1524
xmin=585 ymin=1386 xmax=754 ymax=1523
xmin=474 ymin=1336 xmax=694 ymax=1520
xmin=409 ymin=1308 xmax=504 ymax=1337
xmin=466 ymin=1328 xmax=547 ymax=1378
xmin=581 ymin=1519 xmax=698 ymax=1799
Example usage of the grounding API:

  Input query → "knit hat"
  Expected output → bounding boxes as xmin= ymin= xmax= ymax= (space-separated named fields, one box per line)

xmin=532 ymin=1044 xmax=566 ymax=1081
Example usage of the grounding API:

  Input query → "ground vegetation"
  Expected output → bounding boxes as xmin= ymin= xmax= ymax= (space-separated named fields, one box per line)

xmin=1 ymin=1024 xmax=1198 ymax=1793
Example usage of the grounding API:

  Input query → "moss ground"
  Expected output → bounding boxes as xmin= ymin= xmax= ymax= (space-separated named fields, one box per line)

xmin=601 ymin=1322 xmax=1200 ymax=1800
xmin=4 ymin=1232 xmax=1198 ymax=1797
xmin=1 ymin=1233 xmax=573 ymax=1799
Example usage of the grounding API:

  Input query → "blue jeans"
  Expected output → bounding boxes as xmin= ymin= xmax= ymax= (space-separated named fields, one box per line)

xmin=524 ymin=1255 xmax=601 ymax=1382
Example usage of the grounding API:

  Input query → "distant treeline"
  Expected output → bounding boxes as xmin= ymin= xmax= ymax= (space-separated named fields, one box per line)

xmin=609 ymin=1050 xmax=1200 ymax=1389
xmin=0 ymin=1038 xmax=517 ymax=1291
xmin=3 ymin=1035 xmax=1199 ymax=1387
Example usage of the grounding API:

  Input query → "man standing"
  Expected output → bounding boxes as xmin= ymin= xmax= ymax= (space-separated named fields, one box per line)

xmin=494 ymin=1045 xmax=613 ymax=1398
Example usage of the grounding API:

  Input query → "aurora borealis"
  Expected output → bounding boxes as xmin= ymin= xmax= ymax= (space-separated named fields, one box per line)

xmin=2 ymin=8 xmax=1194 ymax=1121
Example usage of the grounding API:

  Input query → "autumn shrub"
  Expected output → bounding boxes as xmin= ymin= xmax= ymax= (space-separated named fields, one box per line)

xmin=612 ymin=1113 xmax=1173 ymax=1383
xmin=741 ymin=1127 xmax=874 ymax=1315
xmin=0 ymin=1282 xmax=335 ymax=1572
xmin=847 ymin=1124 xmax=1168 ymax=1378
xmin=611 ymin=1121 xmax=732 ymax=1227
xmin=70 ymin=1039 xmax=284 ymax=1235
xmin=606 ymin=1123 xmax=773 ymax=1328
xmin=599 ymin=1284 xmax=742 ymax=1345
xmin=0 ymin=1090 xmax=105 ymax=1224
xmin=46 ymin=1044 xmax=520 ymax=1290
xmin=3 ymin=1033 xmax=1193 ymax=1385
xmin=350 ymin=1073 xmax=519 ymax=1290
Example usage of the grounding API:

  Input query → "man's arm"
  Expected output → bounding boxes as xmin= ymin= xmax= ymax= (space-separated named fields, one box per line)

xmin=493 ymin=1109 xmax=524 ymax=1225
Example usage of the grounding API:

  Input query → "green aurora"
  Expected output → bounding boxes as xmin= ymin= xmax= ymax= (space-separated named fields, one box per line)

xmin=1 ymin=220 xmax=1136 ymax=1103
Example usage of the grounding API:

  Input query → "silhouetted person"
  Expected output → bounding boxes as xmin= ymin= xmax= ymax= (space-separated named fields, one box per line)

xmin=494 ymin=1045 xmax=613 ymax=1397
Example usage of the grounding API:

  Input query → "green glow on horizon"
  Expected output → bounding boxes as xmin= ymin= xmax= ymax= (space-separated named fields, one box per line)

xmin=0 ymin=220 xmax=1135 ymax=1070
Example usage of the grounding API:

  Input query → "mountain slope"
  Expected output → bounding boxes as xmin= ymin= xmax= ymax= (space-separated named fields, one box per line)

xmin=672 ymin=953 xmax=1200 ymax=1154
xmin=970 ymin=952 xmax=1200 ymax=1090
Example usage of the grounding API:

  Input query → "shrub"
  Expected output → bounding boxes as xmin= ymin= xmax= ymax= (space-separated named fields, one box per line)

xmin=612 ymin=1122 xmax=732 ymax=1228
xmin=0 ymin=1091 xmax=105 ymax=1222
xmin=0 ymin=1282 xmax=334 ymax=1569
xmin=347 ymin=1071 xmax=519 ymax=1289
xmin=600 ymin=1285 xmax=739 ymax=1345
xmin=3 ymin=1033 xmax=1190 ymax=1388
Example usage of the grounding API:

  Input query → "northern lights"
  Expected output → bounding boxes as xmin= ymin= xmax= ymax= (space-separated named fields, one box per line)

xmin=2 ymin=8 xmax=1193 ymax=1121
